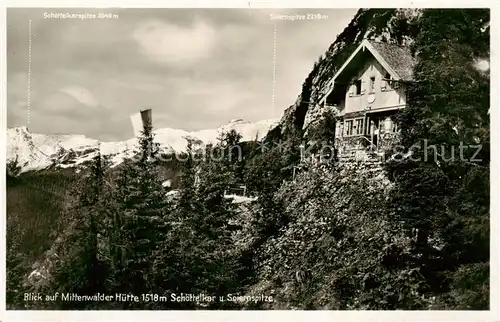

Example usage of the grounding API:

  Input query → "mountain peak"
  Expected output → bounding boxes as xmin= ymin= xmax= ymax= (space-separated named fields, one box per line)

xmin=11 ymin=126 xmax=30 ymax=133
xmin=8 ymin=119 xmax=280 ymax=174
xmin=228 ymin=118 xmax=245 ymax=125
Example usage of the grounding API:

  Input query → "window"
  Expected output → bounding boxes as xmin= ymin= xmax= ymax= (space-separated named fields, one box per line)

xmin=384 ymin=117 xmax=392 ymax=133
xmin=354 ymin=80 xmax=362 ymax=95
xmin=392 ymin=119 xmax=399 ymax=133
xmin=383 ymin=118 xmax=400 ymax=133
xmin=344 ymin=118 xmax=364 ymax=136
xmin=355 ymin=118 xmax=364 ymax=135
xmin=366 ymin=118 xmax=372 ymax=135
xmin=345 ymin=120 xmax=354 ymax=136
xmin=379 ymin=119 xmax=385 ymax=133
xmin=369 ymin=77 xmax=375 ymax=93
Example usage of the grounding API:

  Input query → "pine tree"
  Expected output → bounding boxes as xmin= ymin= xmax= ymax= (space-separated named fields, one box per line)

xmin=49 ymin=150 xmax=110 ymax=309
xmin=221 ymin=129 xmax=244 ymax=182
xmin=386 ymin=9 xmax=490 ymax=309
xmin=189 ymin=132 xmax=244 ymax=308
xmin=152 ymin=133 xmax=245 ymax=309
xmin=150 ymin=137 xmax=205 ymax=309
xmin=110 ymin=123 xmax=171 ymax=306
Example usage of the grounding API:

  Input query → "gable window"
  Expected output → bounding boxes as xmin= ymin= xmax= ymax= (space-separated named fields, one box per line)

xmin=354 ymin=79 xmax=362 ymax=95
xmin=382 ymin=72 xmax=391 ymax=91
xmin=369 ymin=76 xmax=375 ymax=93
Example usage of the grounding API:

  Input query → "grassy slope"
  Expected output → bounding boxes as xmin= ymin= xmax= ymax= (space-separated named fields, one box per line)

xmin=6 ymin=169 xmax=77 ymax=264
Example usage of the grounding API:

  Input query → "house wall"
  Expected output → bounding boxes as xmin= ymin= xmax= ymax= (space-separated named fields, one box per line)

xmin=343 ymin=57 xmax=406 ymax=115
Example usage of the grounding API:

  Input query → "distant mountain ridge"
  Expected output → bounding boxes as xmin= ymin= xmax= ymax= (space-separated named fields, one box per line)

xmin=7 ymin=118 xmax=279 ymax=174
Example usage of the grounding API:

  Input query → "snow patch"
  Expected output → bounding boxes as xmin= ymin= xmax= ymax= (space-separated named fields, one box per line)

xmin=223 ymin=194 xmax=258 ymax=204
xmin=166 ymin=190 xmax=179 ymax=196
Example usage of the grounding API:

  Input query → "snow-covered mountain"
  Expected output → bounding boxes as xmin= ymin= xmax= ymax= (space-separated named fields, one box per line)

xmin=7 ymin=118 xmax=279 ymax=174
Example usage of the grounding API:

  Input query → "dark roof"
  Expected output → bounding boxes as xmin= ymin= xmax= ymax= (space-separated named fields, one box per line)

xmin=368 ymin=40 xmax=416 ymax=81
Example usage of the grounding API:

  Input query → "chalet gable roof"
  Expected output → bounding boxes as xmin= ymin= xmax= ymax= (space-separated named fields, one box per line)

xmin=368 ymin=40 xmax=416 ymax=81
xmin=319 ymin=39 xmax=416 ymax=105
xmin=334 ymin=39 xmax=415 ymax=83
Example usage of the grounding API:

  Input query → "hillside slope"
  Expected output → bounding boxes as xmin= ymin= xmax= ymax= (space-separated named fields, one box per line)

xmin=248 ymin=8 xmax=490 ymax=310
xmin=6 ymin=8 xmax=490 ymax=311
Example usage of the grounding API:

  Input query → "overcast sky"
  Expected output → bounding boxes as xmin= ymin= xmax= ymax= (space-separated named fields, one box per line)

xmin=7 ymin=8 xmax=357 ymax=141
